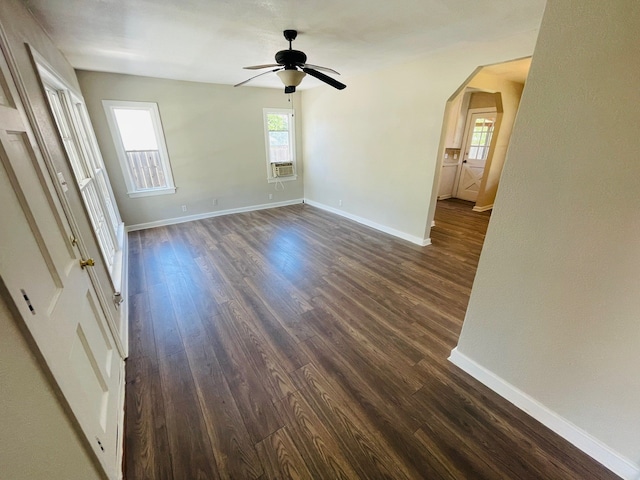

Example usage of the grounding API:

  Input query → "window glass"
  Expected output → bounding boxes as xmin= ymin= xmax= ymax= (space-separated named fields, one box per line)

xmin=113 ymin=109 xmax=158 ymax=151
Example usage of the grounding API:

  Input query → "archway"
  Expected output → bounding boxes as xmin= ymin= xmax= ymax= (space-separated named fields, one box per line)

xmin=425 ymin=57 xmax=531 ymax=238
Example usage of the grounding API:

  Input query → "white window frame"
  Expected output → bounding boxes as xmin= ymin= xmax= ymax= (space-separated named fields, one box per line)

xmin=102 ymin=100 xmax=176 ymax=198
xmin=263 ymin=108 xmax=297 ymax=183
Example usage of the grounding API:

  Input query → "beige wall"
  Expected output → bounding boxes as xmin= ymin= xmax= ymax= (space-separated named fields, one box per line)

xmin=77 ymin=71 xmax=304 ymax=227
xmin=468 ymin=91 xmax=497 ymax=109
xmin=456 ymin=0 xmax=640 ymax=469
xmin=301 ymin=33 xmax=536 ymax=242
xmin=0 ymin=293 xmax=103 ymax=480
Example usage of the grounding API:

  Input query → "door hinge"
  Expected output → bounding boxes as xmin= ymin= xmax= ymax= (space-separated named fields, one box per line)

xmin=113 ymin=291 xmax=124 ymax=308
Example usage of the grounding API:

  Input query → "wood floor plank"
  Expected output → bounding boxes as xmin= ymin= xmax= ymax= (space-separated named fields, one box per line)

xmin=231 ymin=286 xmax=311 ymax=372
xmin=255 ymin=427 xmax=314 ymax=480
xmin=302 ymin=303 xmax=425 ymax=395
xmin=127 ymin=292 xmax=156 ymax=361
xmin=312 ymin=284 xmax=425 ymax=366
xmin=292 ymin=362 xmax=418 ymax=479
xmin=299 ymin=335 xmax=445 ymax=476
xmin=125 ymin=199 xmax=619 ymax=479
xmin=186 ymin=341 xmax=264 ymax=480
xmin=148 ymin=281 xmax=185 ymax=360
xmin=157 ymin=350 xmax=220 ymax=480
xmin=124 ymin=356 xmax=173 ymax=480
xmin=208 ymin=302 xmax=284 ymax=443
xmin=244 ymin=274 xmax=315 ymax=342
xmin=127 ymin=231 xmax=146 ymax=296
xmin=412 ymin=423 xmax=499 ymax=480
xmin=275 ymin=390 xmax=361 ymax=479
xmin=218 ymin=299 xmax=298 ymax=401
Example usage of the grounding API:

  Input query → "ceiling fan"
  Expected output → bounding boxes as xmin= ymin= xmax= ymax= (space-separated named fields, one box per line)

xmin=235 ymin=30 xmax=346 ymax=93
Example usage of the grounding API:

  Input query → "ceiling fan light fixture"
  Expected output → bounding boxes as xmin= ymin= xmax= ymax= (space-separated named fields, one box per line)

xmin=277 ymin=69 xmax=306 ymax=87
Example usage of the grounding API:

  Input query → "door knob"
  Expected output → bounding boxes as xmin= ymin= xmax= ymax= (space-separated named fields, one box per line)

xmin=462 ymin=160 xmax=467 ymax=163
xmin=79 ymin=258 xmax=95 ymax=269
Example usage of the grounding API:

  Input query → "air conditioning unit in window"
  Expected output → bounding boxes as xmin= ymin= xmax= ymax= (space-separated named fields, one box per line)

xmin=272 ymin=162 xmax=294 ymax=177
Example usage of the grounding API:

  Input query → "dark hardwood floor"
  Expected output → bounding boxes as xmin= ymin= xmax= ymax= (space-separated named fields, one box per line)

xmin=125 ymin=199 xmax=617 ymax=479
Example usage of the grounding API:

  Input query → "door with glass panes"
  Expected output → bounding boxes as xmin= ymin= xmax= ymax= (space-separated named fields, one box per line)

xmin=455 ymin=110 xmax=496 ymax=202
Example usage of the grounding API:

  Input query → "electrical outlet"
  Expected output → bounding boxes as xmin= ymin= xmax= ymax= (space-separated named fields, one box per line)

xmin=339 ymin=199 xmax=343 ymax=207
xmin=181 ymin=205 xmax=187 ymax=212
xmin=269 ymin=194 xmax=273 ymax=200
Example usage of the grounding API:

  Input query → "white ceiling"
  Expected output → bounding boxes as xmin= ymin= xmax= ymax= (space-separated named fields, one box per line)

xmin=22 ymin=0 xmax=546 ymax=90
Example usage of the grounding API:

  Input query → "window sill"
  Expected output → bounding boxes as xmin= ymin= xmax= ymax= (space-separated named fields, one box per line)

xmin=127 ymin=187 xmax=176 ymax=198
xmin=268 ymin=175 xmax=297 ymax=184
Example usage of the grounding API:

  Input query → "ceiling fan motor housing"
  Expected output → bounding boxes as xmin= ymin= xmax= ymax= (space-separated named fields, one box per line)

xmin=275 ymin=49 xmax=307 ymax=68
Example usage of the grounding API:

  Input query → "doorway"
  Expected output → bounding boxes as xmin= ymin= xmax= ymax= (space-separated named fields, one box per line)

xmin=433 ymin=57 xmax=530 ymax=217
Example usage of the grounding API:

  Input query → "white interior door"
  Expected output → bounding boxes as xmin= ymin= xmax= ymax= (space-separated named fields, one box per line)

xmin=454 ymin=111 xmax=496 ymax=202
xmin=0 ymin=46 xmax=122 ymax=479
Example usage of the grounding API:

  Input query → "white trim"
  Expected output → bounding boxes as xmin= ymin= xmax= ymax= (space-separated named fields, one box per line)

xmin=118 ymin=229 xmax=129 ymax=358
xmin=437 ymin=194 xmax=453 ymax=200
xmin=472 ymin=204 xmax=494 ymax=212
xmin=126 ymin=199 xmax=304 ymax=232
xmin=127 ymin=186 xmax=176 ymax=198
xmin=431 ymin=220 xmax=436 ymax=228
xmin=448 ymin=348 xmax=640 ymax=480
xmin=304 ymin=199 xmax=431 ymax=246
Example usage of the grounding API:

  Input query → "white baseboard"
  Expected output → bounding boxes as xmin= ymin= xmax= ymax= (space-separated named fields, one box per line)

xmin=125 ymin=199 xmax=304 ymax=232
xmin=448 ymin=348 xmax=640 ymax=480
xmin=303 ymin=199 xmax=431 ymax=246
xmin=472 ymin=203 xmax=493 ymax=212
xmin=438 ymin=194 xmax=452 ymax=200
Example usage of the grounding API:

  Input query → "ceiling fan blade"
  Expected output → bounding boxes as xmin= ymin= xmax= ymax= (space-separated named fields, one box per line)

xmin=234 ymin=68 xmax=282 ymax=87
xmin=303 ymin=64 xmax=340 ymax=75
xmin=302 ymin=67 xmax=346 ymax=90
xmin=243 ymin=64 xmax=281 ymax=70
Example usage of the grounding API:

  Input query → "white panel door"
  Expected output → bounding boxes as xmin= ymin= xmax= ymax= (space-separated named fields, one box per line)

xmin=0 ymin=46 xmax=121 ymax=478
xmin=455 ymin=111 xmax=496 ymax=202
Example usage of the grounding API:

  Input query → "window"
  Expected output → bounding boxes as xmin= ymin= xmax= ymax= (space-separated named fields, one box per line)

xmin=263 ymin=108 xmax=297 ymax=182
xmin=468 ymin=117 xmax=495 ymax=160
xmin=102 ymin=100 xmax=176 ymax=197
xmin=37 ymin=63 xmax=124 ymax=286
